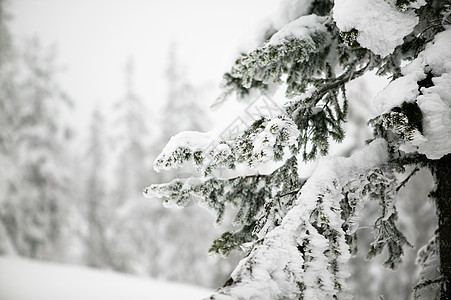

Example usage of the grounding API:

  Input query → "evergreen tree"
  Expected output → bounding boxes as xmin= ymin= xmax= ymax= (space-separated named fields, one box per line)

xmin=81 ymin=108 xmax=111 ymax=268
xmin=340 ymin=77 xmax=437 ymax=299
xmin=112 ymin=57 xmax=150 ymax=203
xmin=0 ymin=36 xmax=72 ymax=260
xmin=109 ymin=50 xmax=236 ymax=287
xmin=159 ymin=44 xmax=208 ymax=143
xmin=106 ymin=57 xmax=153 ymax=273
xmin=146 ymin=0 xmax=451 ymax=299
xmin=147 ymin=45 xmax=238 ymax=287
xmin=0 ymin=0 xmax=19 ymax=254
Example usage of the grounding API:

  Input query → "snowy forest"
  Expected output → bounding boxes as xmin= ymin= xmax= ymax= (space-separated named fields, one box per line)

xmin=1 ymin=0 xmax=451 ymax=299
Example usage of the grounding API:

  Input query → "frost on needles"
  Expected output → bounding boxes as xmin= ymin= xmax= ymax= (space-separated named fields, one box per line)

xmin=145 ymin=0 xmax=451 ymax=299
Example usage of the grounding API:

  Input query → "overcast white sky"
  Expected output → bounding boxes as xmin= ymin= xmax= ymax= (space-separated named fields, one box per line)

xmin=8 ymin=0 xmax=276 ymax=124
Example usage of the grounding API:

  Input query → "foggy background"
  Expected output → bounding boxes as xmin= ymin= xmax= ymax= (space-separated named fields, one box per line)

xmin=0 ymin=1 xmax=437 ymax=299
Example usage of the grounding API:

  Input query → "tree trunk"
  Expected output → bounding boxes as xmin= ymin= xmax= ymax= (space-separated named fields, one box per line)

xmin=432 ymin=154 xmax=451 ymax=300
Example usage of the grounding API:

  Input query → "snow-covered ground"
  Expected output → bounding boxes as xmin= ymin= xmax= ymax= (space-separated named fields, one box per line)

xmin=0 ymin=256 xmax=211 ymax=300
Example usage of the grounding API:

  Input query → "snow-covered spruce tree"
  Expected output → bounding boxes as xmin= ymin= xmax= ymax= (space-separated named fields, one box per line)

xmin=107 ymin=57 xmax=154 ymax=273
xmin=113 ymin=47 xmax=237 ymax=287
xmin=145 ymin=1 xmax=451 ymax=299
xmin=0 ymin=0 xmax=20 ymax=255
xmin=82 ymin=108 xmax=111 ymax=268
xmin=159 ymin=44 xmax=209 ymax=145
xmin=0 ymin=36 xmax=73 ymax=260
xmin=147 ymin=46 xmax=238 ymax=287
xmin=112 ymin=57 xmax=151 ymax=205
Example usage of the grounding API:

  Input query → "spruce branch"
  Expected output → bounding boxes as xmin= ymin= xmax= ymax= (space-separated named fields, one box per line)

xmin=413 ymin=275 xmax=443 ymax=292
xmin=396 ymin=166 xmax=420 ymax=192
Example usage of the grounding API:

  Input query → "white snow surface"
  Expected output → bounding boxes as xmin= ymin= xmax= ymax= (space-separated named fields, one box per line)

xmin=333 ymin=0 xmax=420 ymax=57
xmin=209 ymin=139 xmax=389 ymax=299
xmin=417 ymin=74 xmax=451 ymax=159
xmin=0 ymin=256 xmax=211 ymax=300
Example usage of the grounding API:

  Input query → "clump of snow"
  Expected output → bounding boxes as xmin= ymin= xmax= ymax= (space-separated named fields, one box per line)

xmin=0 ymin=256 xmax=211 ymax=300
xmin=407 ymin=0 xmax=427 ymax=9
xmin=417 ymin=74 xmax=451 ymax=159
xmin=398 ymin=29 xmax=451 ymax=81
xmin=160 ymin=131 xmax=215 ymax=157
xmin=213 ymin=143 xmax=231 ymax=155
xmin=373 ymin=57 xmax=426 ymax=114
xmin=373 ymin=71 xmax=424 ymax=114
xmin=154 ymin=130 xmax=217 ymax=171
xmin=409 ymin=129 xmax=428 ymax=147
xmin=410 ymin=30 xmax=451 ymax=159
xmin=252 ymin=117 xmax=299 ymax=161
xmin=340 ymin=139 xmax=389 ymax=172
xmin=420 ymin=29 xmax=451 ymax=75
xmin=268 ymin=15 xmax=327 ymax=45
xmin=333 ymin=0 xmax=419 ymax=57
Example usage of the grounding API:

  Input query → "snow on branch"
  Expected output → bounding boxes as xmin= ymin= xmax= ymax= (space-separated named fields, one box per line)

xmin=146 ymin=156 xmax=304 ymax=255
xmin=217 ymin=15 xmax=331 ymax=103
xmin=153 ymin=117 xmax=299 ymax=175
xmin=207 ymin=139 xmax=394 ymax=299
xmin=414 ymin=237 xmax=440 ymax=299
xmin=333 ymin=0 xmax=424 ymax=57
xmin=214 ymin=12 xmax=383 ymax=161
xmin=372 ymin=28 xmax=451 ymax=159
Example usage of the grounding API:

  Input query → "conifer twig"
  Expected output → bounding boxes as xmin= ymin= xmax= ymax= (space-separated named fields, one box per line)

xmin=396 ymin=166 xmax=420 ymax=192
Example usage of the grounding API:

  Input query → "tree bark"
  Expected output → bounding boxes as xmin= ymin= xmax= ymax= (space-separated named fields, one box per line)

xmin=432 ymin=154 xmax=451 ymax=300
